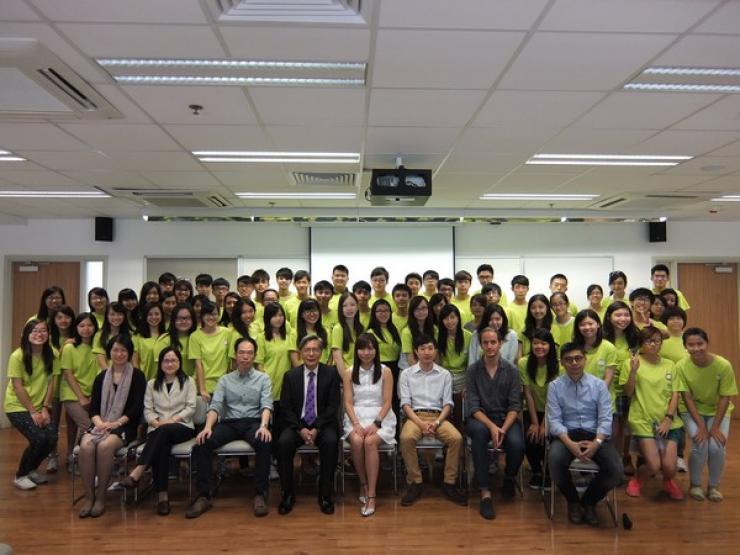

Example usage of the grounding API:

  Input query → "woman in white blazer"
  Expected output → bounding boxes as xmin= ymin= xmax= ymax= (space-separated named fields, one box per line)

xmin=120 ymin=346 xmax=196 ymax=515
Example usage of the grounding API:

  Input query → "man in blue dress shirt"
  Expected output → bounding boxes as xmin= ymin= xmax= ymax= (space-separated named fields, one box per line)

xmin=547 ymin=342 xmax=623 ymax=526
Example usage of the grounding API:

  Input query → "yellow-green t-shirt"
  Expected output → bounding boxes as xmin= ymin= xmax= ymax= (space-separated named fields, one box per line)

xmin=583 ymin=340 xmax=618 ymax=382
xmin=359 ymin=310 xmax=371 ymax=330
xmin=660 ymin=335 xmax=688 ymax=363
xmin=188 ymin=327 xmax=231 ymax=394
xmin=321 ymin=309 xmax=339 ymax=335
xmin=450 ymin=296 xmax=474 ymax=326
xmin=153 ymin=334 xmax=195 ymax=377
xmin=284 ymin=295 xmax=313 ymax=328
xmin=4 ymin=349 xmax=52 ymax=413
xmin=58 ymin=343 xmax=99 ymax=402
xmin=255 ymin=333 xmax=291 ymax=400
xmin=518 ymin=356 xmax=550 ymax=413
xmin=619 ymin=355 xmax=682 ymax=437
xmin=369 ymin=293 xmax=397 ymax=313
xmin=652 ymin=287 xmax=690 ymax=311
xmin=400 ymin=324 xmax=438 ymax=354
xmin=611 ymin=335 xmax=635 ymax=396
xmin=553 ymin=317 xmax=575 ymax=349
xmin=438 ymin=329 xmax=472 ymax=374
xmin=134 ymin=334 xmax=162 ymax=381
xmin=367 ymin=326 xmax=401 ymax=364
xmin=518 ymin=323 xmax=560 ymax=357
xmin=331 ymin=323 xmax=358 ymax=369
xmin=506 ymin=302 xmax=528 ymax=333
xmin=675 ymin=355 xmax=737 ymax=416
xmin=392 ymin=313 xmax=408 ymax=333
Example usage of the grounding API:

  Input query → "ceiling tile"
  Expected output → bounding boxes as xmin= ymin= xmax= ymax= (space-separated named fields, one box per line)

xmin=540 ymin=0 xmax=720 ymax=32
xmin=499 ymin=32 xmax=676 ymax=90
xmin=680 ymin=175 xmax=740 ymax=193
xmin=248 ymin=88 xmax=365 ymax=126
xmin=164 ymin=124 xmax=269 ymax=151
xmin=573 ymin=92 xmax=720 ymax=129
xmin=30 ymin=0 xmax=208 ymax=23
xmin=57 ymin=23 xmax=225 ymax=58
xmin=379 ymin=0 xmax=548 ymax=29
xmin=372 ymin=29 xmax=525 ymax=89
xmin=491 ymin=171 xmax=581 ymax=190
xmin=705 ymin=139 xmax=740 ymax=157
xmin=93 ymin=85 xmax=153 ymax=123
xmin=365 ymin=127 xmax=461 ymax=154
xmin=540 ymin=128 xmax=657 ymax=152
xmin=369 ymin=89 xmax=486 ymax=126
xmin=213 ymin=169 xmax=292 ymax=189
xmin=637 ymin=130 xmax=740 ymax=156
xmin=0 ymin=170 xmax=82 ymax=187
xmin=656 ymin=155 xmax=740 ymax=175
xmin=104 ymin=151 xmax=203 ymax=171
xmin=267 ymin=125 xmax=363 ymax=151
xmin=0 ymin=0 xmax=42 ymax=20
xmin=456 ymin=126 xmax=560 ymax=155
xmin=123 ymin=86 xmax=258 ymax=125
xmin=61 ymin=170 xmax=155 ymax=188
xmin=18 ymin=150 xmax=117 ymax=170
xmin=693 ymin=1 xmax=740 ymax=33
xmin=473 ymin=90 xmax=603 ymax=127
xmin=440 ymin=152 xmax=527 ymax=173
xmin=219 ymin=27 xmax=370 ymax=61
xmin=363 ymin=153 xmax=446 ymax=169
xmin=140 ymin=171 xmax=223 ymax=189
xmin=655 ymin=35 xmax=740 ymax=67
xmin=59 ymin=123 xmax=182 ymax=151
xmin=0 ymin=123 xmax=89 ymax=150
xmin=672 ymin=96 xmax=740 ymax=131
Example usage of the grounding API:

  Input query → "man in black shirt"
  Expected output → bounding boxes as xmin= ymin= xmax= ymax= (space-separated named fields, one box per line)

xmin=466 ymin=327 xmax=524 ymax=520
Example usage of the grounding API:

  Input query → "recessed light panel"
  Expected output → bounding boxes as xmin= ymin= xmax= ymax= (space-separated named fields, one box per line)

xmin=527 ymin=153 xmax=691 ymax=166
xmin=626 ymin=66 xmax=740 ymax=94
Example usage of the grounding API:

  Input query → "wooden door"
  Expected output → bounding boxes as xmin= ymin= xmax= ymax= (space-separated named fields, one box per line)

xmin=677 ymin=263 xmax=739 ymax=418
xmin=11 ymin=261 xmax=80 ymax=347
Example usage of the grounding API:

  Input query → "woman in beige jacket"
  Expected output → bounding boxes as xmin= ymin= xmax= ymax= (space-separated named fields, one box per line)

xmin=120 ymin=346 xmax=196 ymax=515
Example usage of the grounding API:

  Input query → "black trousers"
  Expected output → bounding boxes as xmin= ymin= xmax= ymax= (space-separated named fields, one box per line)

xmin=548 ymin=429 xmax=623 ymax=505
xmin=467 ymin=417 xmax=525 ymax=491
xmin=138 ymin=424 xmax=195 ymax=492
xmin=524 ymin=411 xmax=546 ymax=474
xmin=277 ymin=426 xmax=338 ymax=498
xmin=6 ymin=411 xmax=58 ymax=478
xmin=191 ymin=418 xmax=271 ymax=497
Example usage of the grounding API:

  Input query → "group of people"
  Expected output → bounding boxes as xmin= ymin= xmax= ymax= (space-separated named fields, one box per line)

xmin=3 ymin=262 xmax=736 ymax=525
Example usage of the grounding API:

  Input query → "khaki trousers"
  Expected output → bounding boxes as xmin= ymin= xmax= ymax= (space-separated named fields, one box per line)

xmin=400 ymin=412 xmax=462 ymax=485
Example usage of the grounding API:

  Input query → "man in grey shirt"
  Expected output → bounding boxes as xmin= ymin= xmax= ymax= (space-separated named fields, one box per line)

xmin=186 ymin=337 xmax=273 ymax=519
xmin=466 ymin=327 xmax=524 ymax=520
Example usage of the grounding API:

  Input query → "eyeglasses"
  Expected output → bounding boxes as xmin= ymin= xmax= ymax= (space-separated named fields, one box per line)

xmin=562 ymin=355 xmax=585 ymax=364
xmin=162 ymin=358 xmax=180 ymax=365
xmin=30 ymin=328 xmax=49 ymax=335
xmin=644 ymin=338 xmax=663 ymax=345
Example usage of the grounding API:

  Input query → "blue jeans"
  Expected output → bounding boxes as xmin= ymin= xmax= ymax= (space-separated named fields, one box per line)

xmin=681 ymin=413 xmax=731 ymax=488
xmin=466 ymin=417 xmax=524 ymax=491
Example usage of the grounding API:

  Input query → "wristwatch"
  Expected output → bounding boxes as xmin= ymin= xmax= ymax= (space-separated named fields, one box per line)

xmin=595 ymin=438 xmax=603 ymax=446
xmin=373 ymin=419 xmax=383 ymax=428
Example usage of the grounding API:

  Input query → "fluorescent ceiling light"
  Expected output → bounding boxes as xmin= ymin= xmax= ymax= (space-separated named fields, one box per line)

xmin=480 ymin=194 xmax=598 ymax=201
xmin=194 ymin=151 xmax=360 ymax=164
xmin=237 ymin=192 xmax=356 ymax=200
xmin=711 ymin=195 xmax=740 ymax=202
xmin=0 ymin=190 xmax=109 ymax=198
xmin=0 ymin=148 xmax=26 ymax=161
xmin=97 ymin=57 xmax=366 ymax=87
xmin=527 ymin=153 xmax=691 ymax=167
xmin=626 ymin=66 xmax=740 ymax=94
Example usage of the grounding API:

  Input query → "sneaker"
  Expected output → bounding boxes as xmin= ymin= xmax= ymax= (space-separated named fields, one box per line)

xmin=626 ymin=478 xmax=641 ymax=497
xmin=400 ymin=483 xmax=423 ymax=506
xmin=14 ymin=475 xmax=37 ymax=490
xmin=479 ymin=497 xmax=495 ymax=520
xmin=501 ymin=477 xmax=516 ymax=499
xmin=185 ymin=495 xmax=213 ymax=519
xmin=46 ymin=454 xmax=58 ymax=473
xmin=676 ymin=457 xmax=688 ymax=473
xmin=664 ymin=479 xmax=684 ymax=500
xmin=441 ymin=482 xmax=467 ymax=506
xmin=528 ymin=473 xmax=543 ymax=490
xmin=28 ymin=470 xmax=48 ymax=485
xmin=269 ymin=464 xmax=280 ymax=481
xmin=689 ymin=486 xmax=706 ymax=501
xmin=707 ymin=487 xmax=723 ymax=502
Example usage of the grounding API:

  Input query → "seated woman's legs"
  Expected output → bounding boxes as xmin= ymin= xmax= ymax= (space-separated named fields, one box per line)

xmin=78 ymin=434 xmax=97 ymax=512
xmin=348 ymin=431 xmax=367 ymax=495
xmin=363 ymin=434 xmax=382 ymax=509
xmin=92 ymin=434 xmax=124 ymax=513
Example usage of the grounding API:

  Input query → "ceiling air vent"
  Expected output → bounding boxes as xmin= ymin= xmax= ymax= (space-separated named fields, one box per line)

xmin=291 ymin=172 xmax=357 ymax=186
xmin=0 ymin=38 xmax=121 ymax=120
xmin=592 ymin=196 xmax=629 ymax=209
xmin=211 ymin=0 xmax=366 ymax=24
xmin=113 ymin=189 xmax=232 ymax=209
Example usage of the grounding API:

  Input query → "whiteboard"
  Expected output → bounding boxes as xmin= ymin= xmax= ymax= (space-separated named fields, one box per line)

xmin=455 ymin=257 xmax=523 ymax=295
xmin=522 ymin=256 xmax=614 ymax=309
xmin=310 ymin=226 xmax=454 ymax=286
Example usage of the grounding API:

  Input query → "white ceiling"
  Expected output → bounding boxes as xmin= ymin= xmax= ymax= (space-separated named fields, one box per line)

xmin=0 ymin=0 xmax=739 ymax=220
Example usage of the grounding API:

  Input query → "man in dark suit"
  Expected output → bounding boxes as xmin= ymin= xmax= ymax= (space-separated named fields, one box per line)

xmin=277 ymin=334 xmax=341 ymax=515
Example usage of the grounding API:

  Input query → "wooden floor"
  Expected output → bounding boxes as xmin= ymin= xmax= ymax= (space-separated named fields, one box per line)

xmin=1 ymin=427 xmax=739 ymax=554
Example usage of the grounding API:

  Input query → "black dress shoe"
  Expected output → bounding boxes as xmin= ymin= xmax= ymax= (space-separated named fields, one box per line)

xmin=582 ymin=504 xmax=600 ymax=527
xmin=318 ymin=496 xmax=335 ymax=515
xmin=278 ymin=494 xmax=295 ymax=515
xmin=156 ymin=500 xmax=171 ymax=516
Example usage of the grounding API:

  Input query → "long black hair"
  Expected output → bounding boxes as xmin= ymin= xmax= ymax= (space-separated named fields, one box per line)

xmin=168 ymin=302 xmax=197 ymax=347
xmin=153 ymin=346 xmax=187 ymax=392
xmin=428 ymin=293 xmax=447 ymax=326
xmin=478 ymin=303 xmax=509 ymax=338
xmin=72 ymin=312 xmax=98 ymax=346
xmin=138 ymin=302 xmax=165 ymax=338
xmin=100 ymin=302 xmax=131 ymax=349
xmin=437 ymin=303 xmax=464 ymax=357
xmin=37 ymin=286 xmax=65 ymax=321
xmin=573 ymin=309 xmax=603 ymax=349
xmin=49 ymin=305 xmax=76 ymax=350
xmin=352 ymin=332 xmax=382 ymax=385
xmin=219 ymin=292 xmax=241 ymax=326
xmin=338 ymin=292 xmax=364 ymax=352
xmin=230 ymin=298 xmax=256 ymax=341
xmin=525 ymin=328 xmax=559 ymax=384
xmin=263 ymin=302 xmax=287 ymax=341
xmin=367 ymin=298 xmax=401 ymax=345
xmin=296 ymin=298 xmax=327 ymax=349
xmin=407 ymin=295 xmax=435 ymax=340
xmin=20 ymin=319 xmax=53 ymax=375
xmin=87 ymin=287 xmax=109 ymax=313
xmin=603 ymin=301 xmax=639 ymax=351
xmin=523 ymin=294 xmax=553 ymax=340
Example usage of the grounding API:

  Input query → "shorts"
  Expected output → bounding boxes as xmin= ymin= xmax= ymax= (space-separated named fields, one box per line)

xmin=633 ymin=428 xmax=682 ymax=444
xmin=615 ymin=395 xmax=630 ymax=417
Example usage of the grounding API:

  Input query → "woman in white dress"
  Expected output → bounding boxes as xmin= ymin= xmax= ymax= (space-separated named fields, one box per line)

xmin=343 ymin=332 xmax=396 ymax=517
